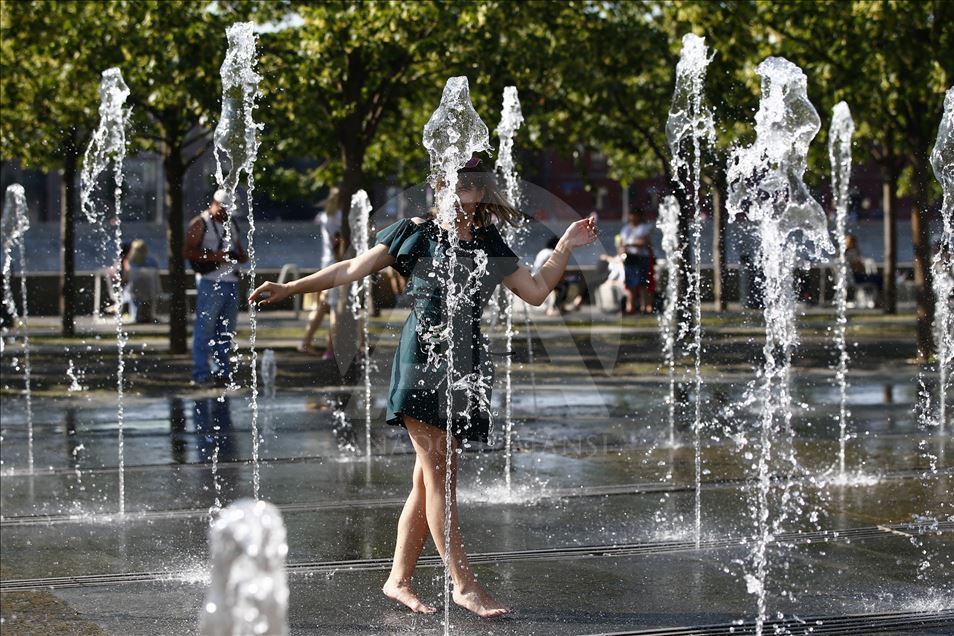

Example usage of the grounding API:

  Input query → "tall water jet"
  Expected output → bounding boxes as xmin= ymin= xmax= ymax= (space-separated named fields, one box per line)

xmin=2 ymin=184 xmax=33 ymax=472
xmin=929 ymin=87 xmax=953 ymax=432
xmin=422 ymin=76 xmax=492 ymax=631
xmin=260 ymin=348 xmax=277 ymax=400
xmin=199 ymin=499 xmax=289 ymax=636
xmin=347 ymin=189 xmax=374 ymax=457
xmin=726 ymin=57 xmax=833 ymax=635
xmin=657 ymin=195 xmax=682 ymax=448
xmin=80 ymin=67 xmax=130 ymax=514
xmin=494 ymin=85 xmax=528 ymax=491
xmin=828 ymin=101 xmax=855 ymax=476
xmin=666 ymin=33 xmax=715 ymax=547
xmin=213 ymin=22 xmax=263 ymax=498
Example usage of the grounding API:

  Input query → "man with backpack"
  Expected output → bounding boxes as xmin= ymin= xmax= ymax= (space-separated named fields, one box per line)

xmin=183 ymin=189 xmax=249 ymax=387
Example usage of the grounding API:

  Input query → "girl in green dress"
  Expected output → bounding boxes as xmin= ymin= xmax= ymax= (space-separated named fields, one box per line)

xmin=249 ymin=159 xmax=599 ymax=618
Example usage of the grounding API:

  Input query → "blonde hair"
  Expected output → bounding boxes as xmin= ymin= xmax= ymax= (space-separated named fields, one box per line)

xmin=127 ymin=239 xmax=149 ymax=266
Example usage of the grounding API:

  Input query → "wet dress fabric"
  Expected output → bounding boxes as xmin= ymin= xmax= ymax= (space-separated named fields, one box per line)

xmin=374 ymin=216 xmax=520 ymax=444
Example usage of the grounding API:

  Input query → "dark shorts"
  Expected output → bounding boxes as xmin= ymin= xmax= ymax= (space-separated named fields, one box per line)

xmin=624 ymin=253 xmax=650 ymax=288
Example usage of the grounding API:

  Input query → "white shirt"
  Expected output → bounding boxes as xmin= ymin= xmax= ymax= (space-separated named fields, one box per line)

xmin=620 ymin=222 xmax=653 ymax=256
xmin=197 ymin=210 xmax=241 ymax=284
xmin=316 ymin=210 xmax=341 ymax=268
xmin=532 ymin=248 xmax=554 ymax=275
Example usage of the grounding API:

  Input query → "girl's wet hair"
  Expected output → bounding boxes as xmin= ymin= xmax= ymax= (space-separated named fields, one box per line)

xmin=434 ymin=153 xmax=521 ymax=228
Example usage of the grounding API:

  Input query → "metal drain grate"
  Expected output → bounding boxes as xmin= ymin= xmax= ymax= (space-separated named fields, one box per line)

xmin=585 ymin=608 xmax=954 ymax=635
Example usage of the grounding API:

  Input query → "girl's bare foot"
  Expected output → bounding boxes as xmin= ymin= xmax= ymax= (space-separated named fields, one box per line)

xmin=453 ymin=583 xmax=512 ymax=618
xmin=382 ymin=579 xmax=437 ymax=614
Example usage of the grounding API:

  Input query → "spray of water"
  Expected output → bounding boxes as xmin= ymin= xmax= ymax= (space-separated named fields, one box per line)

xmin=260 ymin=348 xmax=277 ymax=400
xmin=828 ymin=102 xmax=855 ymax=477
xmin=666 ymin=33 xmax=715 ymax=547
xmin=494 ymin=86 xmax=529 ymax=491
xmin=929 ymin=87 xmax=953 ymax=432
xmin=726 ymin=57 xmax=833 ymax=635
xmin=213 ymin=22 xmax=264 ymax=499
xmin=80 ymin=67 xmax=130 ymax=514
xmin=348 ymin=190 xmax=375 ymax=457
xmin=1 ymin=184 xmax=32 ymax=472
xmin=199 ymin=499 xmax=289 ymax=636
xmin=657 ymin=195 xmax=682 ymax=449
xmin=422 ymin=76 xmax=492 ymax=632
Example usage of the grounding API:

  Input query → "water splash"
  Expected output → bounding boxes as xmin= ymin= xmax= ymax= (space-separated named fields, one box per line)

xmin=494 ymin=85 xmax=530 ymax=491
xmin=666 ymin=32 xmax=715 ymax=548
xmin=199 ymin=499 xmax=289 ymax=636
xmin=213 ymin=22 xmax=264 ymax=499
xmin=80 ymin=67 xmax=130 ymax=514
xmin=828 ymin=101 xmax=855 ymax=476
xmin=1 ymin=184 xmax=32 ymax=472
xmin=66 ymin=359 xmax=85 ymax=392
xmin=726 ymin=56 xmax=833 ymax=636
xmin=348 ymin=190 xmax=375 ymax=457
xmin=929 ymin=87 xmax=953 ymax=432
xmin=422 ymin=75 xmax=492 ymax=632
xmin=260 ymin=349 xmax=277 ymax=400
xmin=657 ymin=195 xmax=682 ymax=449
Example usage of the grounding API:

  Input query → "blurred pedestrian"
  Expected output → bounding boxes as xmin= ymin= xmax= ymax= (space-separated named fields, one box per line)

xmin=300 ymin=196 xmax=342 ymax=358
xmin=123 ymin=239 xmax=160 ymax=323
xmin=620 ymin=208 xmax=654 ymax=314
xmin=184 ymin=189 xmax=248 ymax=387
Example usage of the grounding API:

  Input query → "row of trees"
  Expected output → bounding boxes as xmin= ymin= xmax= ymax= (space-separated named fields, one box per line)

xmin=2 ymin=1 xmax=951 ymax=357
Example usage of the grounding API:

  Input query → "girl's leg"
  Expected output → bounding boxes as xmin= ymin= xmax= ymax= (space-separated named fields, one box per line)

xmin=404 ymin=416 xmax=511 ymax=618
xmin=382 ymin=457 xmax=436 ymax=613
xmin=299 ymin=293 xmax=328 ymax=352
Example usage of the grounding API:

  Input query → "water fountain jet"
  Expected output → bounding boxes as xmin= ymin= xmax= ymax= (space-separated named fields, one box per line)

xmin=494 ymin=86 xmax=529 ymax=491
xmin=422 ymin=75 xmax=492 ymax=633
xmin=79 ymin=67 xmax=130 ymax=514
xmin=726 ymin=56 xmax=833 ymax=635
xmin=2 ymin=184 xmax=32 ymax=472
xmin=213 ymin=21 xmax=264 ymax=499
xmin=828 ymin=101 xmax=855 ymax=478
xmin=666 ymin=32 xmax=715 ymax=547
xmin=347 ymin=189 xmax=374 ymax=458
xmin=929 ymin=87 xmax=953 ymax=431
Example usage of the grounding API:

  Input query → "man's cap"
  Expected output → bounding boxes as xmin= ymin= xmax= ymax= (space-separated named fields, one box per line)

xmin=213 ymin=189 xmax=233 ymax=207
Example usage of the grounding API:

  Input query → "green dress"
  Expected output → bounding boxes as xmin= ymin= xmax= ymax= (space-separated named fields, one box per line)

xmin=374 ymin=215 xmax=520 ymax=444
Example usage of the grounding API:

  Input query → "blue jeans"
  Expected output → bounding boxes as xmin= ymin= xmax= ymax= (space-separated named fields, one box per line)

xmin=192 ymin=278 xmax=239 ymax=382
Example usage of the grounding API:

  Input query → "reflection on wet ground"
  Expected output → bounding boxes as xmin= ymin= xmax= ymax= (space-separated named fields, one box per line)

xmin=1 ymin=373 xmax=951 ymax=634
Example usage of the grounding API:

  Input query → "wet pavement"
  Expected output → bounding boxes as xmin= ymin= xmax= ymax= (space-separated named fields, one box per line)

xmin=1 ymin=374 xmax=952 ymax=634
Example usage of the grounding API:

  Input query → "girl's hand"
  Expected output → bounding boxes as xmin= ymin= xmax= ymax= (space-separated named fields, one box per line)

xmin=248 ymin=281 xmax=290 ymax=308
xmin=561 ymin=217 xmax=599 ymax=250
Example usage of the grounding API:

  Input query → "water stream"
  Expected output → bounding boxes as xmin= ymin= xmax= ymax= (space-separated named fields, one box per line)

xmin=726 ymin=56 xmax=834 ymax=635
xmin=212 ymin=22 xmax=264 ymax=499
xmin=79 ymin=67 xmax=130 ymax=514
xmin=1 ymin=184 xmax=32 ymax=472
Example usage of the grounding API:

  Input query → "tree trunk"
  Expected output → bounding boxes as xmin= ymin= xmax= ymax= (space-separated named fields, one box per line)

xmin=672 ymin=167 xmax=693 ymax=336
xmin=882 ymin=167 xmax=898 ymax=314
xmin=59 ymin=146 xmax=78 ymax=337
xmin=910 ymin=158 xmax=936 ymax=362
xmin=163 ymin=148 xmax=188 ymax=354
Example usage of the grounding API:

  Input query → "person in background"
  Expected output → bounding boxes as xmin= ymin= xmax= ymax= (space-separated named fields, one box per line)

xmin=123 ymin=239 xmax=160 ymax=323
xmin=533 ymin=236 xmax=582 ymax=315
xmin=619 ymin=208 xmax=654 ymax=314
xmin=184 ymin=189 xmax=249 ymax=387
xmin=845 ymin=233 xmax=882 ymax=290
xmin=299 ymin=196 xmax=342 ymax=358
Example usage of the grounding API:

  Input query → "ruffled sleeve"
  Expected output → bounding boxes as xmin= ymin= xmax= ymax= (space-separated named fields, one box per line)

xmin=374 ymin=218 xmax=426 ymax=278
xmin=484 ymin=224 xmax=520 ymax=279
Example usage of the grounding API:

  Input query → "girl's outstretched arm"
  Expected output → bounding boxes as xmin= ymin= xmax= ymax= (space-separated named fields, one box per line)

xmin=249 ymin=243 xmax=395 ymax=307
xmin=502 ymin=217 xmax=598 ymax=306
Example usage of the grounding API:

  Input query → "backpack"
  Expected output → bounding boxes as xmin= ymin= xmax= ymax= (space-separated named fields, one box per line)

xmin=189 ymin=213 xmax=243 ymax=275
